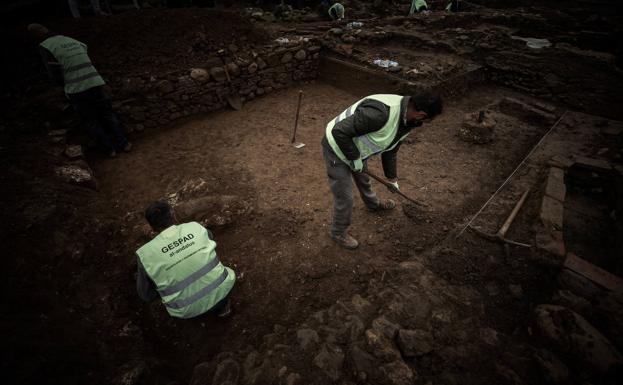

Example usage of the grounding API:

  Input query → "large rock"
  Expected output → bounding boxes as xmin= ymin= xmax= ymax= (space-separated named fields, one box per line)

xmin=54 ymin=162 xmax=96 ymax=189
xmin=396 ymin=329 xmax=434 ymax=357
xmin=534 ymin=304 xmax=623 ymax=376
xmin=457 ymin=111 xmax=496 ymax=144
xmin=210 ymin=66 xmax=227 ymax=82
xmin=313 ymin=343 xmax=344 ymax=381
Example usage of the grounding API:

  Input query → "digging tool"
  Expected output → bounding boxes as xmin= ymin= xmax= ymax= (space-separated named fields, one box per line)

xmin=363 ymin=169 xmax=428 ymax=208
xmin=217 ymin=50 xmax=243 ymax=111
xmin=468 ymin=189 xmax=531 ymax=256
xmin=291 ymin=90 xmax=305 ymax=148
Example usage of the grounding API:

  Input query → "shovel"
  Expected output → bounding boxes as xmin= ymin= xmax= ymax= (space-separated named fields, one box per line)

xmin=291 ymin=90 xmax=305 ymax=148
xmin=218 ymin=50 xmax=243 ymax=111
xmin=363 ymin=169 xmax=428 ymax=207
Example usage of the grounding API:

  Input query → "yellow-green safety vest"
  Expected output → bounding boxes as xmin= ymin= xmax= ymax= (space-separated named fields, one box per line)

xmin=326 ymin=94 xmax=409 ymax=164
xmin=328 ymin=3 xmax=345 ymax=19
xmin=136 ymin=222 xmax=235 ymax=319
xmin=410 ymin=0 xmax=428 ymax=14
xmin=40 ymin=35 xmax=105 ymax=95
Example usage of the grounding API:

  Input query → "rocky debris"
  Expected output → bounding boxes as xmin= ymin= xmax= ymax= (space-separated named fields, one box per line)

xmin=457 ymin=111 xmax=496 ymax=144
xmin=396 ymin=329 xmax=434 ymax=357
xmin=210 ymin=66 xmax=228 ymax=82
xmin=497 ymin=97 xmax=557 ymax=126
xmin=64 ymin=145 xmax=83 ymax=159
xmin=313 ymin=343 xmax=344 ymax=381
xmin=534 ymin=304 xmax=623 ymax=376
xmin=380 ymin=360 xmax=416 ymax=385
xmin=54 ymin=162 xmax=96 ymax=189
xmin=190 ymin=68 xmax=210 ymax=82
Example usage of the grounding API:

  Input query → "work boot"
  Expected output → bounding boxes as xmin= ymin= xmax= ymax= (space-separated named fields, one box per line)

xmin=369 ymin=199 xmax=396 ymax=211
xmin=331 ymin=232 xmax=359 ymax=250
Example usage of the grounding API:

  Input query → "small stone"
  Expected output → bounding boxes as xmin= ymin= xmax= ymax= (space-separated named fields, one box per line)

xmin=296 ymin=328 xmax=319 ymax=351
xmin=48 ymin=129 xmax=67 ymax=137
xmin=247 ymin=62 xmax=258 ymax=74
xmin=365 ymin=329 xmax=401 ymax=361
xmin=64 ymin=145 xmax=83 ymax=159
xmin=372 ymin=316 xmax=400 ymax=339
xmin=294 ymin=50 xmax=307 ymax=60
xmin=210 ymin=66 xmax=227 ymax=82
xmin=281 ymin=52 xmax=293 ymax=63
xmin=190 ymin=68 xmax=209 ymax=82
xmin=313 ymin=344 xmax=344 ymax=381
xmin=226 ymin=62 xmax=240 ymax=77
xmin=329 ymin=28 xmax=343 ymax=35
xmin=380 ymin=360 xmax=416 ymax=385
xmin=396 ymin=329 xmax=433 ymax=357
xmin=156 ymin=80 xmax=174 ymax=95
xmin=257 ymin=58 xmax=267 ymax=69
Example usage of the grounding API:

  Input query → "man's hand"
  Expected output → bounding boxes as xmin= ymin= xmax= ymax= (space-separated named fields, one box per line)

xmin=351 ymin=158 xmax=364 ymax=173
xmin=387 ymin=179 xmax=400 ymax=193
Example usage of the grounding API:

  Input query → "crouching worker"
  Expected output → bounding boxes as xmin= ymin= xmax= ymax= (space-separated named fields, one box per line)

xmin=136 ymin=200 xmax=235 ymax=318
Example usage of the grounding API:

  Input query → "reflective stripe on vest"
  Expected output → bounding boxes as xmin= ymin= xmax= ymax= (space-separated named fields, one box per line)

xmin=136 ymin=222 xmax=236 ymax=318
xmin=325 ymin=94 xmax=408 ymax=164
xmin=40 ymin=35 xmax=105 ymax=95
xmin=410 ymin=0 xmax=428 ymax=14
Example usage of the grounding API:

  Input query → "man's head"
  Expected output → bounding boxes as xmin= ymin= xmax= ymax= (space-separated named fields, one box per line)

xmin=406 ymin=91 xmax=443 ymax=123
xmin=27 ymin=23 xmax=49 ymax=42
xmin=145 ymin=200 xmax=175 ymax=232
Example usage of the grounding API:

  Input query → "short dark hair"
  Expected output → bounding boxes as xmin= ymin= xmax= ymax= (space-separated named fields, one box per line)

xmin=145 ymin=200 xmax=174 ymax=231
xmin=409 ymin=91 xmax=443 ymax=118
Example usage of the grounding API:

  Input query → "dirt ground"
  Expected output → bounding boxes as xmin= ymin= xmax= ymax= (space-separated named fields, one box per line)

xmin=38 ymin=81 xmax=546 ymax=382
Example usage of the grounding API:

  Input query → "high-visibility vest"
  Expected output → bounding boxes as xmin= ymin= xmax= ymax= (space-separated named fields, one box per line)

xmin=136 ymin=222 xmax=236 ymax=319
xmin=410 ymin=0 xmax=428 ymax=14
xmin=325 ymin=94 xmax=409 ymax=164
xmin=328 ymin=3 xmax=345 ymax=19
xmin=40 ymin=35 xmax=105 ymax=95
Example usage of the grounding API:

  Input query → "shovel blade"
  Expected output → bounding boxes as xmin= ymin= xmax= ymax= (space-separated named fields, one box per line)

xmin=293 ymin=142 xmax=306 ymax=149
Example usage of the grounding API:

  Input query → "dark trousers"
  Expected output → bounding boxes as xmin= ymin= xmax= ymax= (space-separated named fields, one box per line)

xmin=68 ymin=86 xmax=128 ymax=153
xmin=323 ymin=144 xmax=381 ymax=236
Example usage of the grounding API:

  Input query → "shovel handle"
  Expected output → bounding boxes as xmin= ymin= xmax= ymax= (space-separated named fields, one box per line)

xmin=363 ymin=170 xmax=428 ymax=207
xmin=292 ymin=90 xmax=303 ymax=143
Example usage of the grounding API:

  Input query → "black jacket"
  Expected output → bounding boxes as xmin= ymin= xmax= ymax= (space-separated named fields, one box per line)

xmin=322 ymin=96 xmax=420 ymax=179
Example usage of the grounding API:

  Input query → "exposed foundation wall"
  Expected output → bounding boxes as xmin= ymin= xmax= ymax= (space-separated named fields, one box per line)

xmin=108 ymin=43 xmax=321 ymax=133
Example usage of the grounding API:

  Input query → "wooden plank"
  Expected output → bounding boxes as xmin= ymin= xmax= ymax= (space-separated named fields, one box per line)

xmin=564 ymin=253 xmax=623 ymax=293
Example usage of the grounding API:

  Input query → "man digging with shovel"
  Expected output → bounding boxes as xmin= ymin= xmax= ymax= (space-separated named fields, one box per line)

xmin=322 ymin=92 xmax=443 ymax=249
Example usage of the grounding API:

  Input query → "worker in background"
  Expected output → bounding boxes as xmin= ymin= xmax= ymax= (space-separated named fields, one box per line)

xmin=136 ymin=201 xmax=236 ymax=318
xmin=67 ymin=0 xmax=111 ymax=18
xmin=28 ymin=24 xmax=131 ymax=158
xmin=446 ymin=0 xmax=460 ymax=12
xmin=274 ymin=0 xmax=293 ymax=20
xmin=328 ymin=2 xmax=345 ymax=21
xmin=409 ymin=0 xmax=428 ymax=15
xmin=322 ymin=92 xmax=443 ymax=249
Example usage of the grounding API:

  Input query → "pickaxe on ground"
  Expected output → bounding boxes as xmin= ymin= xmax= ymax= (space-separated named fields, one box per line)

xmin=468 ymin=189 xmax=531 ymax=256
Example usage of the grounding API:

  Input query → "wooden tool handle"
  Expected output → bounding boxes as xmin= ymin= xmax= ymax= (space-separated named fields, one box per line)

xmin=292 ymin=90 xmax=303 ymax=143
xmin=363 ymin=169 xmax=427 ymax=207
xmin=497 ymin=189 xmax=530 ymax=237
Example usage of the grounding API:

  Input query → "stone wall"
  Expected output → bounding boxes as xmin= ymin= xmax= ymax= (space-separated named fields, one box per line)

xmin=109 ymin=43 xmax=321 ymax=133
